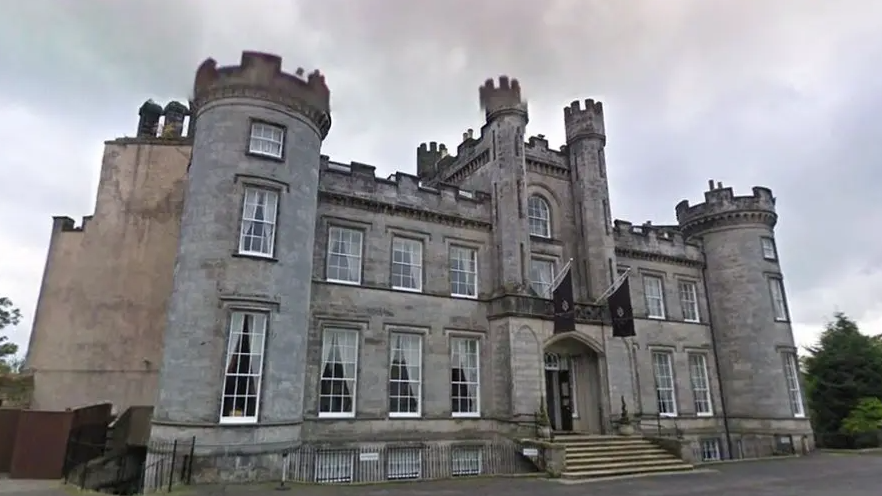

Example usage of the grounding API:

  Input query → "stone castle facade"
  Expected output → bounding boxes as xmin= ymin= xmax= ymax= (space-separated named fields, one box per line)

xmin=25 ymin=51 xmax=812 ymax=481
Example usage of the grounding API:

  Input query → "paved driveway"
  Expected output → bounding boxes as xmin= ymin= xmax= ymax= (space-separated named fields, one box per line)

xmin=200 ymin=452 xmax=882 ymax=496
xmin=4 ymin=453 xmax=880 ymax=496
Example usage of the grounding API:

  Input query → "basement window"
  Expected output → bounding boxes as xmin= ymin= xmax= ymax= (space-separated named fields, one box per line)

xmin=451 ymin=447 xmax=482 ymax=476
xmin=700 ymin=438 xmax=721 ymax=462
xmin=386 ymin=448 xmax=422 ymax=480
xmin=314 ymin=450 xmax=354 ymax=483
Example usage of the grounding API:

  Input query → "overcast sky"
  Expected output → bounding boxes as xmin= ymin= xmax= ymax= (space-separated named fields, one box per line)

xmin=1 ymin=0 xmax=880 ymax=356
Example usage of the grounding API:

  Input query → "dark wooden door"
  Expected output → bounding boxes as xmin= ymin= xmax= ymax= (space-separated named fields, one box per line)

xmin=558 ymin=370 xmax=574 ymax=432
xmin=544 ymin=370 xmax=558 ymax=430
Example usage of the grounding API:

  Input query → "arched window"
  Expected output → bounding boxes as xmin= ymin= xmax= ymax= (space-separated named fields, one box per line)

xmin=527 ymin=195 xmax=551 ymax=238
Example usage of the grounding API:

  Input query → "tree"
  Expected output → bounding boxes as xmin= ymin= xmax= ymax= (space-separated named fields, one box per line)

xmin=841 ymin=397 xmax=882 ymax=434
xmin=802 ymin=313 xmax=882 ymax=434
xmin=0 ymin=297 xmax=22 ymax=373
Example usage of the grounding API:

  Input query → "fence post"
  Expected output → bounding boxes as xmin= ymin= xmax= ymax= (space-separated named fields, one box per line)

xmin=168 ymin=440 xmax=178 ymax=492
xmin=186 ymin=437 xmax=196 ymax=484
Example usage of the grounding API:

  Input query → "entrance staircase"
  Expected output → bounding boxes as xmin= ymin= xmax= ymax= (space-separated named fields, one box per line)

xmin=555 ymin=434 xmax=694 ymax=479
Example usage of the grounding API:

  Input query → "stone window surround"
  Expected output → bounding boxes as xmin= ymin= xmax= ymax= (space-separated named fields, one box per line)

xmin=317 ymin=326 xmax=361 ymax=419
xmin=760 ymin=236 xmax=778 ymax=261
xmin=640 ymin=270 xmax=668 ymax=320
xmin=448 ymin=334 xmax=482 ymax=418
xmin=319 ymin=216 xmax=371 ymax=285
xmin=387 ymin=228 xmax=428 ymax=293
xmin=218 ymin=308 xmax=270 ymax=425
xmin=765 ymin=273 xmax=790 ymax=322
xmin=526 ymin=194 xmax=553 ymax=238
xmin=232 ymin=177 xmax=284 ymax=261
xmin=325 ymin=225 xmax=365 ymax=286
xmin=647 ymin=345 xmax=679 ymax=418
xmin=686 ymin=352 xmax=714 ymax=417
xmin=779 ymin=348 xmax=806 ymax=418
xmin=386 ymin=326 xmax=428 ymax=419
xmin=246 ymin=119 xmax=286 ymax=161
xmin=676 ymin=278 xmax=701 ymax=323
xmin=443 ymin=235 xmax=483 ymax=299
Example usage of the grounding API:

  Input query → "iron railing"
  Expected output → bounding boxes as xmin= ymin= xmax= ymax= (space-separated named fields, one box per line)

xmin=277 ymin=441 xmax=535 ymax=484
xmin=63 ymin=422 xmax=110 ymax=480
xmin=141 ymin=437 xmax=196 ymax=493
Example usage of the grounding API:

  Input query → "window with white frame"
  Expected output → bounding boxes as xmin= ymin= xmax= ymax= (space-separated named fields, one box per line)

xmin=783 ymin=352 xmax=805 ymax=417
xmin=769 ymin=278 xmax=789 ymax=321
xmin=326 ymin=227 xmax=363 ymax=284
xmin=318 ymin=328 xmax=359 ymax=418
xmin=248 ymin=122 xmax=284 ymax=158
xmin=238 ymin=187 xmax=278 ymax=257
xmin=314 ymin=451 xmax=354 ymax=483
xmin=529 ymin=258 xmax=555 ymax=298
xmin=678 ymin=280 xmax=700 ymax=322
xmin=688 ymin=354 xmax=713 ymax=416
xmin=700 ymin=438 xmax=721 ymax=461
xmin=220 ymin=312 xmax=267 ymax=424
xmin=652 ymin=351 xmax=678 ymax=416
xmin=761 ymin=237 xmax=777 ymax=260
xmin=386 ymin=448 xmax=422 ymax=480
xmin=449 ymin=246 xmax=478 ymax=298
xmin=451 ymin=447 xmax=482 ymax=476
xmin=643 ymin=275 xmax=666 ymax=319
xmin=391 ymin=238 xmax=423 ymax=292
xmin=451 ymin=338 xmax=480 ymax=417
xmin=389 ymin=333 xmax=423 ymax=417
xmin=527 ymin=195 xmax=551 ymax=238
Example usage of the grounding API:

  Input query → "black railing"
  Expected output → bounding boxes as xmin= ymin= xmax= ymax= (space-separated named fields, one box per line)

xmin=140 ymin=437 xmax=196 ymax=493
xmin=63 ymin=422 xmax=110 ymax=480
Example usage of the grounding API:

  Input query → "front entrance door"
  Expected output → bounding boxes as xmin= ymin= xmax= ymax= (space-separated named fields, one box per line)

xmin=544 ymin=352 xmax=575 ymax=432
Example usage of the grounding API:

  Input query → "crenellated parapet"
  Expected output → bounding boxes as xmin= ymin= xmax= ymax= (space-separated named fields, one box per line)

xmin=563 ymin=99 xmax=605 ymax=144
xmin=676 ymin=180 xmax=777 ymax=240
xmin=192 ymin=51 xmax=332 ymax=138
xmin=320 ymin=158 xmax=492 ymax=230
xmin=613 ymin=220 xmax=703 ymax=266
xmin=479 ymin=76 xmax=528 ymax=121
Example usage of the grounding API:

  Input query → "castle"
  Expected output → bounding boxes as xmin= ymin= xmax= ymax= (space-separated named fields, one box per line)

xmin=25 ymin=51 xmax=812 ymax=482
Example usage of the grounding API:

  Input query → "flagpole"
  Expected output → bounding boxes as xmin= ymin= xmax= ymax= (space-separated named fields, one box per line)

xmin=595 ymin=267 xmax=640 ymax=426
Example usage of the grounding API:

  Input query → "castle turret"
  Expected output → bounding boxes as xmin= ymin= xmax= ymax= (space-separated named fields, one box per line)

xmin=564 ymin=99 xmax=615 ymax=299
xmin=676 ymin=181 xmax=806 ymax=422
xmin=479 ymin=76 xmax=530 ymax=291
xmin=152 ymin=52 xmax=331 ymax=453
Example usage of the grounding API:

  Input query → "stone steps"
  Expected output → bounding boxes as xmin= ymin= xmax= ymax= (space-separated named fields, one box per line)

xmin=555 ymin=434 xmax=693 ymax=479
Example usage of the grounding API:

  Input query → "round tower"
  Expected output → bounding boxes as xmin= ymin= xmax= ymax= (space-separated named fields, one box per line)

xmin=563 ymin=99 xmax=615 ymax=300
xmin=152 ymin=52 xmax=331 ymax=454
xmin=676 ymin=181 xmax=806 ymax=423
xmin=479 ymin=76 xmax=530 ymax=291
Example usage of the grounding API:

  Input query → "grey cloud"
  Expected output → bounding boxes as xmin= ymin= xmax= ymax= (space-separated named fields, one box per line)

xmin=1 ymin=0 xmax=881 ymax=351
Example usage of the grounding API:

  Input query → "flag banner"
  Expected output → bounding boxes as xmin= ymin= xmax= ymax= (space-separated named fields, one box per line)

xmin=552 ymin=266 xmax=576 ymax=334
xmin=608 ymin=278 xmax=636 ymax=338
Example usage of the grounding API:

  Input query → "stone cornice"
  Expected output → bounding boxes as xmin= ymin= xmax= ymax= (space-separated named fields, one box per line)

xmin=615 ymin=248 xmax=704 ymax=268
xmin=193 ymin=84 xmax=332 ymax=139
xmin=319 ymin=191 xmax=492 ymax=231
xmin=680 ymin=210 xmax=777 ymax=239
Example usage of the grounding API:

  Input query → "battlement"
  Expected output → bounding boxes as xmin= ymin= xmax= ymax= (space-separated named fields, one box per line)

xmin=416 ymin=141 xmax=450 ymax=180
xmin=676 ymin=180 xmax=777 ymax=237
xmin=563 ymin=99 xmax=605 ymax=143
xmin=192 ymin=51 xmax=331 ymax=137
xmin=319 ymin=157 xmax=492 ymax=226
xmin=613 ymin=220 xmax=703 ymax=263
xmin=479 ymin=76 xmax=527 ymax=120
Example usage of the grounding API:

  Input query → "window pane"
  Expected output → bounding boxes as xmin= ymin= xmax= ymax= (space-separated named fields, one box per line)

xmin=238 ymin=187 xmax=278 ymax=256
xmin=389 ymin=333 xmax=422 ymax=416
xmin=220 ymin=312 xmax=267 ymax=421
xmin=450 ymin=246 xmax=478 ymax=297
xmin=318 ymin=329 xmax=359 ymax=416
xmin=391 ymin=238 xmax=423 ymax=291
xmin=327 ymin=227 xmax=363 ymax=284
xmin=451 ymin=338 xmax=480 ymax=416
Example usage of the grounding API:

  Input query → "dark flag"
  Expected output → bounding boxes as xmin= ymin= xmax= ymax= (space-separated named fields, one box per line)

xmin=552 ymin=267 xmax=576 ymax=334
xmin=608 ymin=278 xmax=636 ymax=337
